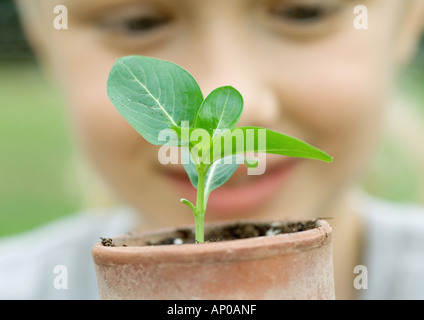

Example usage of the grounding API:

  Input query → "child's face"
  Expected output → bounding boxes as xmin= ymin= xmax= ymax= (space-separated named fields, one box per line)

xmin=23 ymin=0 xmax=423 ymax=227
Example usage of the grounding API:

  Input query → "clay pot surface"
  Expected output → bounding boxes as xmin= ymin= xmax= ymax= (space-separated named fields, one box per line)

xmin=92 ymin=219 xmax=334 ymax=300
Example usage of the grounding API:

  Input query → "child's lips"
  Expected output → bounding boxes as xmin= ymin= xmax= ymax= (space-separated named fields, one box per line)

xmin=164 ymin=158 xmax=300 ymax=218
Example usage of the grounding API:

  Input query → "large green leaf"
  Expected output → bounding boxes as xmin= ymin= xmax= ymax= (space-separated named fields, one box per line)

xmin=195 ymin=86 xmax=243 ymax=139
xmin=209 ymin=126 xmax=333 ymax=163
xmin=107 ymin=56 xmax=203 ymax=145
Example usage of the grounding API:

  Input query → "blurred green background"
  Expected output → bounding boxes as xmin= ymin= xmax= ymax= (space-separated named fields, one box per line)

xmin=0 ymin=0 xmax=423 ymax=237
xmin=0 ymin=0 xmax=84 ymax=237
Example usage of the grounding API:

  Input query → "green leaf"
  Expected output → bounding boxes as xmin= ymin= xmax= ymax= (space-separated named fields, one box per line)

xmin=107 ymin=56 xmax=203 ymax=145
xmin=195 ymin=86 xmax=243 ymax=138
xmin=182 ymin=149 xmax=240 ymax=198
xmin=179 ymin=198 xmax=196 ymax=215
xmin=209 ymin=126 xmax=333 ymax=163
xmin=182 ymin=149 xmax=199 ymax=188
xmin=203 ymin=156 xmax=241 ymax=203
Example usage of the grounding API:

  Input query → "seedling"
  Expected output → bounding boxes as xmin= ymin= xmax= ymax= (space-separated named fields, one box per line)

xmin=107 ymin=56 xmax=332 ymax=244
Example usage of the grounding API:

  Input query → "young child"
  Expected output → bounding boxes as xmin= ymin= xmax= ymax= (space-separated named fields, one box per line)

xmin=1 ymin=0 xmax=424 ymax=299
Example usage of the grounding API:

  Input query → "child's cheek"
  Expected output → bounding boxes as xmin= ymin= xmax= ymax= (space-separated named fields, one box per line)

xmin=43 ymin=30 xmax=149 ymax=162
xmin=278 ymin=60 xmax=391 ymax=136
xmin=60 ymin=59 xmax=152 ymax=164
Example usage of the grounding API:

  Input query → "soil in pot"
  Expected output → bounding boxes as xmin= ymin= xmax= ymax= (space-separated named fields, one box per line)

xmin=100 ymin=219 xmax=322 ymax=247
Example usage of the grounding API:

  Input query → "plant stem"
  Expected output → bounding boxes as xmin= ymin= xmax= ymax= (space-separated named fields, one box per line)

xmin=194 ymin=212 xmax=205 ymax=244
xmin=194 ymin=166 xmax=207 ymax=243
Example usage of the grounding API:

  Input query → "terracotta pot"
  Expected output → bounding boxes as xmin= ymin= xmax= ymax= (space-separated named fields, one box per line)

xmin=91 ymin=219 xmax=334 ymax=300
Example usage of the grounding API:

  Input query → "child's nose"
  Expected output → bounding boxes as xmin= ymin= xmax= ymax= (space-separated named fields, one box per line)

xmin=188 ymin=35 xmax=280 ymax=129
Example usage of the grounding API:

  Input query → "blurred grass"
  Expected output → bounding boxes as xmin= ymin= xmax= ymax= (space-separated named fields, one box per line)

xmin=0 ymin=59 xmax=82 ymax=237
xmin=361 ymin=39 xmax=424 ymax=204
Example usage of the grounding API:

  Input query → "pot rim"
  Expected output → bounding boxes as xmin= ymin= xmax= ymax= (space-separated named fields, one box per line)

xmin=92 ymin=219 xmax=332 ymax=266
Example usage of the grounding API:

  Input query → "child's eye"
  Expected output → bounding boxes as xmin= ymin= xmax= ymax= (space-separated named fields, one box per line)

xmin=268 ymin=0 xmax=342 ymax=26
xmin=119 ymin=15 xmax=168 ymax=34
xmin=263 ymin=1 xmax=343 ymax=39
xmin=100 ymin=15 xmax=169 ymax=35
xmin=92 ymin=5 xmax=175 ymax=50
xmin=275 ymin=5 xmax=327 ymax=23
xmin=97 ymin=9 xmax=171 ymax=38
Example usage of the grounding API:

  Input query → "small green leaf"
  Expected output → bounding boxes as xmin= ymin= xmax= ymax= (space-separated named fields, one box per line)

xmin=182 ymin=148 xmax=199 ymax=188
xmin=179 ymin=198 xmax=197 ymax=215
xmin=203 ymin=156 xmax=241 ymax=203
xmin=182 ymin=149 xmax=240 ymax=200
xmin=195 ymin=86 xmax=243 ymax=138
xmin=107 ymin=56 xmax=203 ymax=145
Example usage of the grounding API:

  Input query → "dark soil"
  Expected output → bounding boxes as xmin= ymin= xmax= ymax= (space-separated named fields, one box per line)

xmin=100 ymin=237 xmax=116 ymax=247
xmin=101 ymin=220 xmax=319 ymax=247
xmin=100 ymin=237 xmax=126 ymax=247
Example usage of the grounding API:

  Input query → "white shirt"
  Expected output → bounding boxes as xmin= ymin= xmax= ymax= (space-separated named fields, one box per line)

xmin=1 ymin=197 xmax=423 ymax=300
xmin=359 ymin=197 xmax=424 ymax=300
xmin=0 ymin=207 xmax=139 ymax=300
